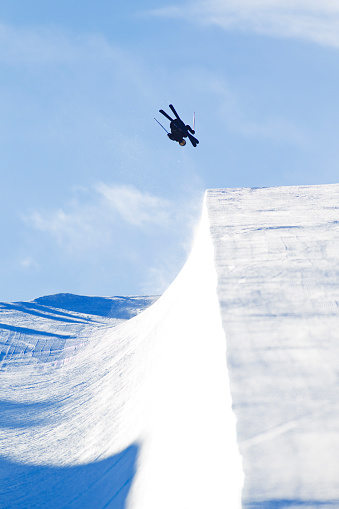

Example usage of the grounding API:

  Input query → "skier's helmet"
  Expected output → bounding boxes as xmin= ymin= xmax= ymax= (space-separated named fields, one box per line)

xmin=179 ymin=139 xmax=186 ymax=146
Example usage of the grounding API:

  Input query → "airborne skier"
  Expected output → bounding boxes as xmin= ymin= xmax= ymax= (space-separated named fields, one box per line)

xmin=155 ymin=104 xmax=199 ymax=147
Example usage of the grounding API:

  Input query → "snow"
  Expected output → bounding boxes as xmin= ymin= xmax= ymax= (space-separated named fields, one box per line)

xmin=0 ymin=197 xmax=243 ymax=508
xmin=2 ymin=182 xmax=338 ymax=508
xmin=207 ymin=184 xmax=339 ymax=507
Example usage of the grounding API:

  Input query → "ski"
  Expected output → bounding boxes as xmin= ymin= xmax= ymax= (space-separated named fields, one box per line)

xmin=169 ymin=104 xmax=180 ymax=119
xmin=159 ymin=109 xmax=174 ymax=122
xmin=187 ymin=133 xmax=199 ymax=147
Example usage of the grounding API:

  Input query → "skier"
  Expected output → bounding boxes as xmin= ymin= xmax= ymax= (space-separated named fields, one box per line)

xmin=155 ymin=104 xmax=199 ymax=147
xmin=168 ymin=118 xmax=195 ymax=146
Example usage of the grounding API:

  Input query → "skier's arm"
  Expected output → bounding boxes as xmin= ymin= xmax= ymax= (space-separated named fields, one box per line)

xmin=186 ymin=125 xmax=195 ymax=134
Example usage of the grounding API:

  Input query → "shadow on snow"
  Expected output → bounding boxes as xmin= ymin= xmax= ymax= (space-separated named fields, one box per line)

xmin=33 ymin=294 xmax=158 ymax=319
xmin=0 ymin=444 xmax=139 ymax=509
xmin=0 ymin=399 xmax=56 ymax=429
xmin=0 ymin=302 xmax=92 ymax=324
xmin=0 ymin=322 xmax=75 ymax=339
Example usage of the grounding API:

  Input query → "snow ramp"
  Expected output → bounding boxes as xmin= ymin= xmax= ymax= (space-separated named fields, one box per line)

xmin=0 ymin=198 xmax=243 ymax=508
xmin=207 ymin=184 xmax=339 ymax=508
xmin=2 ymin=182 xmax=339 ymax=509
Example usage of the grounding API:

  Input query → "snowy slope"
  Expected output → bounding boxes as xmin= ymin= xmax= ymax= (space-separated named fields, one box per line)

xmin=0 ymin=295 xmax=158 ymax=508
xmin=207 ymin=184 xmax=339 ymax=507
xmin=2 ymin=183 xmax=337 ymax=509
xmin=0 ymin=295 xmax=159 ymax=367
xmin=0 ymin=201 xmax=243 ymax=508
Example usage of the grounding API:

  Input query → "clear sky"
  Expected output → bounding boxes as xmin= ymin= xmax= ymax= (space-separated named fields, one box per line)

xmin=1 ymin=0 xmax=339 ymax=302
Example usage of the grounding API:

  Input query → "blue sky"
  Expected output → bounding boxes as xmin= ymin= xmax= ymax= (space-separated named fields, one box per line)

xmin=1 ymin=0 xmax=339 ymax=302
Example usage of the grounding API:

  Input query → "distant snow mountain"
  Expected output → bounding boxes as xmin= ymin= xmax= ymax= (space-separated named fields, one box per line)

xmin=1 ymin=183 xmax=339 ymax=509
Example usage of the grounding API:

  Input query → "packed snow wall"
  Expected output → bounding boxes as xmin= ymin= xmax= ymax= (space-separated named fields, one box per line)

xmin=207 ymin=184 xmax=339 ymax=507
xmin=0 ymin=199 xmax=243 ymax=508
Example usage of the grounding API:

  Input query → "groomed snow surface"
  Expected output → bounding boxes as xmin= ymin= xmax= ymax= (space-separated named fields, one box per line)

xmin=1 ymin=183 xmax=339 ymax=508
xmin=207 ymin=184 xmax=339 ymax=508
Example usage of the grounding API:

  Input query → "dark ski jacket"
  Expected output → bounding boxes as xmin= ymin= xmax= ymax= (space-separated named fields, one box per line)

xmin=169 ymin=120 xmax=195 ymax=138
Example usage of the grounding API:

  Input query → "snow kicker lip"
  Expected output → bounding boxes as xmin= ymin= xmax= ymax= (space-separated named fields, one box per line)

xmin=0 ymin=193 xmax=243 ymax=509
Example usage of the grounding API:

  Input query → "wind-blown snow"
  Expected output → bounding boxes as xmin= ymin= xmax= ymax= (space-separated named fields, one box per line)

xmin=0 ymin=197 xmax=243 ymax=508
